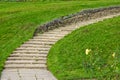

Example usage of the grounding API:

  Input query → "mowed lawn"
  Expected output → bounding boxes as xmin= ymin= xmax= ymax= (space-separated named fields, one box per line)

xmin=48 ymin=16 xmax=120 ymax=80
xmin=0 ymin=0 xmax=120 ymax=75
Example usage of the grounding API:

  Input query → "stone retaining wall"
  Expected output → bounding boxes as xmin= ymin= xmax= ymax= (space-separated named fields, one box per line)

xmin=33 ymin=6 xmax=120 ymax=36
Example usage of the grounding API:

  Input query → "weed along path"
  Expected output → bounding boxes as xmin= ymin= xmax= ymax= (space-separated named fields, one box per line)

xmin=1 ymin=7 xmax=120 ymax=80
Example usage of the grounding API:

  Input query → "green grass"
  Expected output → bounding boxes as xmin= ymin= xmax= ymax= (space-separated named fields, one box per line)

xmin=48 ymin=16 xmax=120 ymax=80
xmin=0 ymin=0 xmax=120 ymax=76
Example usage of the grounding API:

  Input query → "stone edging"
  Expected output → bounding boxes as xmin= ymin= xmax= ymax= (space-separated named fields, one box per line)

xmin=33 ymin=6 xmax=120 ymax=36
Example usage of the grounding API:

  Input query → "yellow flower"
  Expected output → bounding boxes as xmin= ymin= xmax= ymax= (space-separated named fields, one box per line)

xmin=98 ymin=67 xmax=101 ymax=70
xmin=85 ymin=49 xmax=91 ymax=55
xmin=112 ymin=52 xmax=115 ymax=58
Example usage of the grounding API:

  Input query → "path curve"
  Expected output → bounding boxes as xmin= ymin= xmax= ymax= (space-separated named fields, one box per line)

xmin=1 ymin=13 xmax=120 ymax=80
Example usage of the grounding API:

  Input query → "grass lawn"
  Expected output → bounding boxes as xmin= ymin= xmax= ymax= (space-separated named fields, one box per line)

xmin=0 ymin=0 xmax=120 ymax=76
xmin=48 ymin=16 xmax=120 ymax=80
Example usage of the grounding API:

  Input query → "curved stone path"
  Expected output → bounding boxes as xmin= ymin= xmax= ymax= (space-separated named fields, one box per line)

xmin=1 ymin=13 xmax=120 ymax=80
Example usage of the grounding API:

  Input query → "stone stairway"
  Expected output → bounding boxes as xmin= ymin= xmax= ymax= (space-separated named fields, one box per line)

xmin=4 ymin=28 xmax=72 ymax=69
xmin=1 ymin=13 xmax=120 ymax=80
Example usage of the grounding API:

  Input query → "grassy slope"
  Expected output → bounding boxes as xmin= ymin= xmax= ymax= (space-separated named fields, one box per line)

xmin=48 ymin=16 xmax=120 ymax=80
xmin=0 ymin=0 xmax=120 ymax=75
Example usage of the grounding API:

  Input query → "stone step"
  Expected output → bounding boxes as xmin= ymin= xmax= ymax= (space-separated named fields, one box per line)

xmin=13 ymin=52 xmax=48 ymax=54
xmin=44 ymin=30 xmax=71 ymax=35
xmin=61 ymin=29 xmax=75 ymax=31
xmin=26 ymin=41 xmax=56 ymax=44
xmin=33 ymin=37 xmax=61 ymax=40
xmin=35 ymin=34 xmax=63 ymax=37
xmin=52 ymin=28 xmax=74 ymax=31
xmin=25 ymin=41 xmax=55 ymax=45
xmin=29 ymin=39 xmax=58 ymax=42
xmin=4 ymin=64 xmax=46 ymax=69
xmin=6 ymin=60 xmax=46 ymax=64
xmin=60 ymin=26 xmax=76 ymax=28
xmin=47 ymin=29 xmax=64 ymax=32
xmin=61 ymin=27 xmax=76 ymax=30
xmin=44 ymin=31 xmax=69 ymax=34
xmin=38 ymin=34 xmax=66 ymax=37
xmin=21 ymin=44 xmax=51 ymax=48
xmin=33 ymin=36 xmax=62 ymax=39
xmin=13 ymin=50 xmax=48 ymax=53
xmin=7 ymin=57 xmax=46 ymax=60
xmin=52 ymin=28 xmax=75 ymax=32
xmin=10 ymin=54 xmax=47 ymax=57
xmin=41 ymin=31 xmax=70 ymax=35
xmin=14 ymin=49 xmax=48 ymax=52
xmin=16 ymin=47 xmax=50 ymax=51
